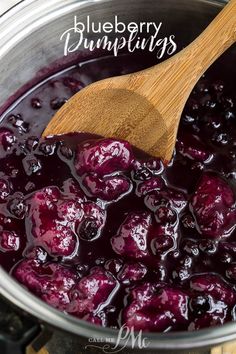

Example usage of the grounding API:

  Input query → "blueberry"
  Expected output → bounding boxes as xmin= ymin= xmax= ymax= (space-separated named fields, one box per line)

xmin=14 ymin=260 xmax=77 ymax=311
xmin=155 ymin=206 xmax=176 ymax=224
xmin=63 ymin=77 xmax=84 ymax=92
xmin=182 ymin=239 xmax=199 ymax=257
xmin=220 ymin=252 xmax=233 ymax=264
xmin=212 ymin=132 xmax=229 ymax=146
xmin=211 ymin=80 xmax=224 ymax=93
xmin=0 ymin=231 xmax=20 ymax=252
xmin=39 ymin=141 xmax=56 ymax=156
xmin=105 ymin=259 xmax=123 ymax=274
xmin=224 ymin=110 xmax=235 ymax=121
xmin=117 ymin=262 xmax=147 ymax=283
xmin=179 ymin=255 xmax=193 ymax=268
xmin=199 ymin=239 xmax=218 ymax=254
xmin=22 ymin=156 xmax=42 ymax=176
xmin=31 ymin=98 xmax=42 ymax=109
xmin=0 ymin=128 xmax=16 ymax=151
xmin=60 ymin=144 xmax=73 ymax=159
xmin=133 ymin=167 xmax=152 ymax=181
xmin=26 ymin=136 xmax=39 ymax=151
xmin=151 ymin=235 xmax=174 ymax=255
xmin=25 ymin=181 xmax=36 ymax=192
xmin=226 ymin=264 xmax=236 ymax=282
xmin=25 ymin=247 xmax=48 ymax=263
xmin=7 ymin=195 xmax=27 ymax=219
xmin=7 ymin=114 xmax=29 ymax=134
xmin=0 ymin=178 xmax=11 ymax=202
xmin=50 ymin=97 xmax=68 ymax=110
xmin=76 ymin=264 xmax=89 ymax=278
xmin=136 ymin=176 xmax=164 ymax=197
xmin=181 ymin=215 xmax=196 ymax=229
xmin=189 ymin=295 xmax=210 ymax=316
xmin=67 ymin=267 xmax=117 ymax=316
xmin=172 ymin=267 xmax=191 ymax=282
xmin=220 ymin=96 xmax=234 ymax=110
xmin=78 ymin=218 xmax=99 ymax=241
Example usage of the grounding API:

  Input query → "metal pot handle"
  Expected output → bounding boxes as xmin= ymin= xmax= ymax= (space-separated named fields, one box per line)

xmin=0 ymin=295 xmax=52 ymax=354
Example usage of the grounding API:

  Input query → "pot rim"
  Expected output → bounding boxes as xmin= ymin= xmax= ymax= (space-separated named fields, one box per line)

xmin=0 ymin=0 xmax=235 ymax=350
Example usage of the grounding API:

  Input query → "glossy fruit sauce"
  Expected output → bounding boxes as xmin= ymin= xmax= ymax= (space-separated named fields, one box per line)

xmin=0 ymin=52 xmax=236 ymax=332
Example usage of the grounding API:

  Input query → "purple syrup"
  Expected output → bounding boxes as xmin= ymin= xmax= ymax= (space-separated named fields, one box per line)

xmin=0 ymin=52 xmax=236 ymax=332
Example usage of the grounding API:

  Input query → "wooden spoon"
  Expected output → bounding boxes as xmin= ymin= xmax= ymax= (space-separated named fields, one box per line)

xmin=43 ymin=0 xmax=236 ymax=162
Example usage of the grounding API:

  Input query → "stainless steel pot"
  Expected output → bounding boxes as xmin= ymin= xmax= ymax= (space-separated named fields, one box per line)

xmin=0 ymin=0 xmax=235 ymax=353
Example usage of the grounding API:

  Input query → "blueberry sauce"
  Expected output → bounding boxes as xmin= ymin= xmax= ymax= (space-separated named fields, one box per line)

xmin=0 ymin=53 xmax=236 ymax=332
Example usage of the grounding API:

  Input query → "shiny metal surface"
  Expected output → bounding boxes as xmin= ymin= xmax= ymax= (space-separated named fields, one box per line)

xmin=0 ymin=0 xmax=235 ymax=351
xmin=0 ymin=0 xmax=20 ymax=15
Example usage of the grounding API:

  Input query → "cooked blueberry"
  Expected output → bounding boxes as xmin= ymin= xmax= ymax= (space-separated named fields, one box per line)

xmin=22 ymin=156 xmax=42 ymax=175
xmin=0 ymin=178 xmax=11 ymax=202
xmin=211 ymin=80 xmax=224 ymax=93
xmin=25 ymin=246 xmax=48 ymax=263
xmin=7 ymin=114 xmax=29 ymax=134
xmin=7 ymin=195 xmax=27 ymax=219
xmin=78 ymin=218 xmax=99 ymax=241
xmin=105 ymin=259 xmax=123 ymax=274
xmin=63 ymin=77 xmax=84 ymax=92
xmin=117 ymin=262 xmax=147 ymax=283
xmin=155 ymin=206 xmax=177 ymax=224
xmin=190 ymin=274 xmax=236 ymax=305
xmin=226 ymin=264 xmax=236 ymax=282
xmin=0 ymin=231 xmax=20 ymax=252
xmin=27 ymin=187 xmax=79 ymax=257
xmin=177 ymin=134 xmax=212 ymax=162
xmin=199 ymin=239 xmax=218 ymax=254
xmin=151 ymin=235 xmax=174 ymax=255
xmin=50 ymin=97 xmax=68 ymax=110
xmin=136 ymin=176 xmax=164 ymax=196
xmin=212 ymin=132 xmax=229 ymax=146
xmin=182 ymin=239 xmax=199 ymax=257
xmin=39 ymin=141 xmax=56 ymax=155
xmin=31 ymin=98 xmax=42 ymax=109
xmin=60 ymin=144 xmax=73 ymax=159
xmin=26 ymin=136 xmax=39 ymax=151
xmin=220 ymin=96 xmax=234 ymax=110
xmin=133 ymin=167 xmax=152 ymax=181
xmin=181 ymin=215 xmax=196 ymax=229
xmin=0 ymin=128 xmax=16 ymax=151
xmin=220 ymin=252 xmax=233 ymax=264
xmin=189 ymin=295 xmax=210 ymax=316
xmin=76 ymin=263 xmax=89 ymax=278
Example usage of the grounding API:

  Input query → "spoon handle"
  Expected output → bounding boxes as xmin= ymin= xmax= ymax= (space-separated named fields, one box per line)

xmin=181 ymin=0 xmax=236 ymax=78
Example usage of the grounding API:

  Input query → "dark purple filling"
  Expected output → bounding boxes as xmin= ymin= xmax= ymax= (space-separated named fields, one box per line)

xmin=0 ymin=53 xmax=236 ymax=332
